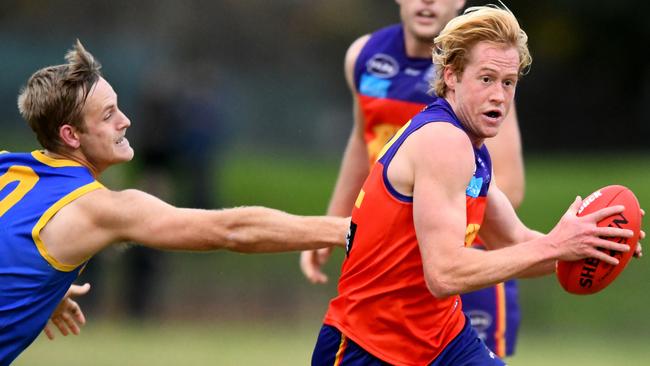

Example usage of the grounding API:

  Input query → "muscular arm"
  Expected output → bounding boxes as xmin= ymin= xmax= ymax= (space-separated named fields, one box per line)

xmin=399 ymin=123 xmax=631 ymax=298
xmin=41 ymin=189 xmax=349 ymax=266
xmin=484 ymin=105 xmax=524 ymax=208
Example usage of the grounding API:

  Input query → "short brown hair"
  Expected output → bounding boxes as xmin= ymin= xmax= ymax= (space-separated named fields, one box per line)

xmin=17 ymin=39 xmax=102 ymax=151
xmin=431 ymin=5 xmax=532 ymax=97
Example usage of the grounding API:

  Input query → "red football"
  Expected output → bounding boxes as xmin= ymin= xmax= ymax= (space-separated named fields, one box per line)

xmin=556 ymin=185 xmax=642 ymax=295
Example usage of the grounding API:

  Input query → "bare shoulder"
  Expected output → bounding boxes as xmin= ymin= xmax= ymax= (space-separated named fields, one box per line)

xmin=73 ymin=188 xmax=172 ymax=226
xmin=344 ymin=34 xmax=371 ymax=90
xmin=388 ymin=122 xmax=474 ymax=196
xmin=407 ymin=122 xmax=474 ymax=166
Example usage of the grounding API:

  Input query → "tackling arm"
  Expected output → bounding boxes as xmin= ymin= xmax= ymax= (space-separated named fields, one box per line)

xmin=40 ymin=188 xmax=349 ymax=266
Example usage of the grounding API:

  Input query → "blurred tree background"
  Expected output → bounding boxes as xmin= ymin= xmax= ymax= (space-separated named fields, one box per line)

xmin=2 ymin=0 xmax=649 ymax=364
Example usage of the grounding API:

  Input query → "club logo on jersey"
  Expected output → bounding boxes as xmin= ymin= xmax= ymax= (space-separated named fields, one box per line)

xmin=366 ymin=53 xmax=399 ymax=78
xmin=345 ymin=221 xmax=358 ymax=257
xmin=466 ymin=176 xmax=484 ymax=198
xmin=359 ymin=74 xmax=392 ymax=98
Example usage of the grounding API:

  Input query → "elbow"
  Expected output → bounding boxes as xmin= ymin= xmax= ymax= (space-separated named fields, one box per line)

xmin=221 ymin=228 xmax=256 ymax=253
xmin=502 ymin=184 xmax=525 ymax=209
xmin=424 ymin=271 xmax=459 ymax=299
xmin=508 ymin=190 xmax=525 ymax=210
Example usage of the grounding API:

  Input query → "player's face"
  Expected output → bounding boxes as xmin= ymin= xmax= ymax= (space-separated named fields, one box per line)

xmin=396 ymin=0 xmax=465 ymax=43
xmin=447 ymin=42 xmax=519 ymax=144
xmin=78 ymin=77 xmax=133 ymax=173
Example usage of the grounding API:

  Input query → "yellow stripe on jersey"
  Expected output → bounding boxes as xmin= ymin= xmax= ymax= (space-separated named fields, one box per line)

xmin=375 ymin=120 xmax=412 ymax=162
xmin=367 ymin=124 xmax=403 ymax=163
xmin=31 ymin=181 xmax=104 ymax=271
xmin=31 ymin=150 xmax=83 ymax=167
xmin=0 ymin=150 xmax=9 ymax=154
xmin=355 ymin=189 xmax=365 ymax=209
xmin=464 ymin=224 xmax=481 ymax=247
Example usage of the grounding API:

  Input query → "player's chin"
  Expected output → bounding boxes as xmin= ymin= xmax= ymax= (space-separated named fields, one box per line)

xmin=480 ymin=127 xmax=499 ymax=139
xmin=115 ymin=148 xmax=134 ymax=162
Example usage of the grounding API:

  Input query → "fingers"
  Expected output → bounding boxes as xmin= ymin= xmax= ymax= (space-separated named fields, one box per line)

xmin=67 ymin=283 xmax=91 ymax=297
xmin=52 ymin=317 xmax=69 ymax=336
xmin=586 ymin=205 xmax=626 ymax=222
xmin=565 ymin=196 xmax=583 ymax=216
xmin=61 ymin=311 xmax=81 ymax=335
xmin=587 ymin=248 xmax=620 ymax=266
xmin=594 ymin=226 xmax=633 ymax=239
xmin=299 ymin=251 xmax=328 ymax=284
xmin=68 ymin=299 xmax=86 ymax=324
xmin=44 ymin=324 xmax=55 ymax=340
xmin=590 ymin=237 xmax=630 ymax=254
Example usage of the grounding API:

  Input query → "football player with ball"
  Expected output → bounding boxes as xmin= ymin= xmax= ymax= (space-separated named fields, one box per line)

xmin=311 ymin=5 xmax=644 ymax=366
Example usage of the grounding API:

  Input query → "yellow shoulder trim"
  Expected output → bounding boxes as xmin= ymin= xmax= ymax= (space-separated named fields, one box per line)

xmin=0 ymin=150 xmax=9 ymax=154
xmin=375 ymin=120 xmax=412 ymax=162
xmin=32 ymin=181 xmax=105 ymax=272
xmin=31 ymin=150 xmax=83 ymax=167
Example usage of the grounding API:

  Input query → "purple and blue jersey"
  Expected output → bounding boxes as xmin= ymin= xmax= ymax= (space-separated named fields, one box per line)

xmin=353 ymin=24 xmax=520 ymax=357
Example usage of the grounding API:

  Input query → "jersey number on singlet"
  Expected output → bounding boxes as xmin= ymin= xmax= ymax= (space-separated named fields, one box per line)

xmin=0 ymin=165 xmax=39 ymax=217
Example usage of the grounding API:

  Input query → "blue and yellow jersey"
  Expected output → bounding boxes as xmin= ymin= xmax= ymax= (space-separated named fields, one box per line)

xmin=0 ymin=150 xmax=103 ymax=365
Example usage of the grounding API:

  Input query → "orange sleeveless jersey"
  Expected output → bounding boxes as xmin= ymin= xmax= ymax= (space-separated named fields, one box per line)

xmin=324 ymin=100 xmax=492 ymax=365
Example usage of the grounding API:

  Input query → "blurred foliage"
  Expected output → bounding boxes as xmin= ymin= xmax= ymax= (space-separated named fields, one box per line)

xmin=2 ymin=1 xmax=649 ymax=361
xmin=1 ymin=0 xmax=649 ymax=153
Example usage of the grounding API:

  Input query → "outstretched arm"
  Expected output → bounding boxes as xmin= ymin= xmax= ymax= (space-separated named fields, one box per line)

xmin=43 ymin=283 xmax=91 ymax=340
xmin=40 ymin=189 xmax=349 ymax=266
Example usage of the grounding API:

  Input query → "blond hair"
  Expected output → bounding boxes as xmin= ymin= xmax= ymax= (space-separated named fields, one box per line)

xmin=431 ymin=4 xmax=532 ymax=97
xmin=17 ymin=40 xmax=102 ymax=151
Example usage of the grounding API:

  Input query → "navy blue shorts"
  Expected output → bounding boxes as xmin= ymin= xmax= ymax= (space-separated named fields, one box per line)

xmin=311 ymin=317 xmax=506 ymax=366
xmin=461 ymin=279 xmax=520 ymax=357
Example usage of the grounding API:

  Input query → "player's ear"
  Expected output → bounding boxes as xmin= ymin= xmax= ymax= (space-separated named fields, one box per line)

xmin=59 ymin=124 xmax=81 ymax=149
xmin=443 ymin=66 xmax=457 ymax=91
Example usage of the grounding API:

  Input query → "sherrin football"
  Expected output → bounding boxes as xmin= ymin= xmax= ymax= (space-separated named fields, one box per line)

xmin=556 ymin=185 xmax=641 ymax=295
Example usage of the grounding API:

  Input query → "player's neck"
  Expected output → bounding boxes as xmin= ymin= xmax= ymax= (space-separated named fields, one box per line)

xmin=403 ymin=32 xmax=434 ymax=59
xmin=44 ymin=149 xmax=102 ymax=178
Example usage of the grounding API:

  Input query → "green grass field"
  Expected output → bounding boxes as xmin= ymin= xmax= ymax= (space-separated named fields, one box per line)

xmin=15 ymin=320 xmax=650 ymax=365
xmin=11 ymin=151 xmax=650 ymax=365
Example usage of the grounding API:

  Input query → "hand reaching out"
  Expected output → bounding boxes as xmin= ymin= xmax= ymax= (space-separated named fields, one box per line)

xmin=43 ymin=283 xmax=91 ymax=340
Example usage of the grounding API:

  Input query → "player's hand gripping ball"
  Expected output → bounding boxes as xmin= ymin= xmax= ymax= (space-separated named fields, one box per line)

xmin=556 ymin=185 xmax=642 ymax=295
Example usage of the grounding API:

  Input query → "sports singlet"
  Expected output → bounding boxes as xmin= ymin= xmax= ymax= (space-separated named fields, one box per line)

xmin=0 ymin=151 xmax=103 ymax=366
xmin=354 ymin=24 xmax=434 ymax=163
xmin=324 ymin=98 xmax=492 ymax=365
xmin=354 ymin=24 xmax=519 ymax=357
